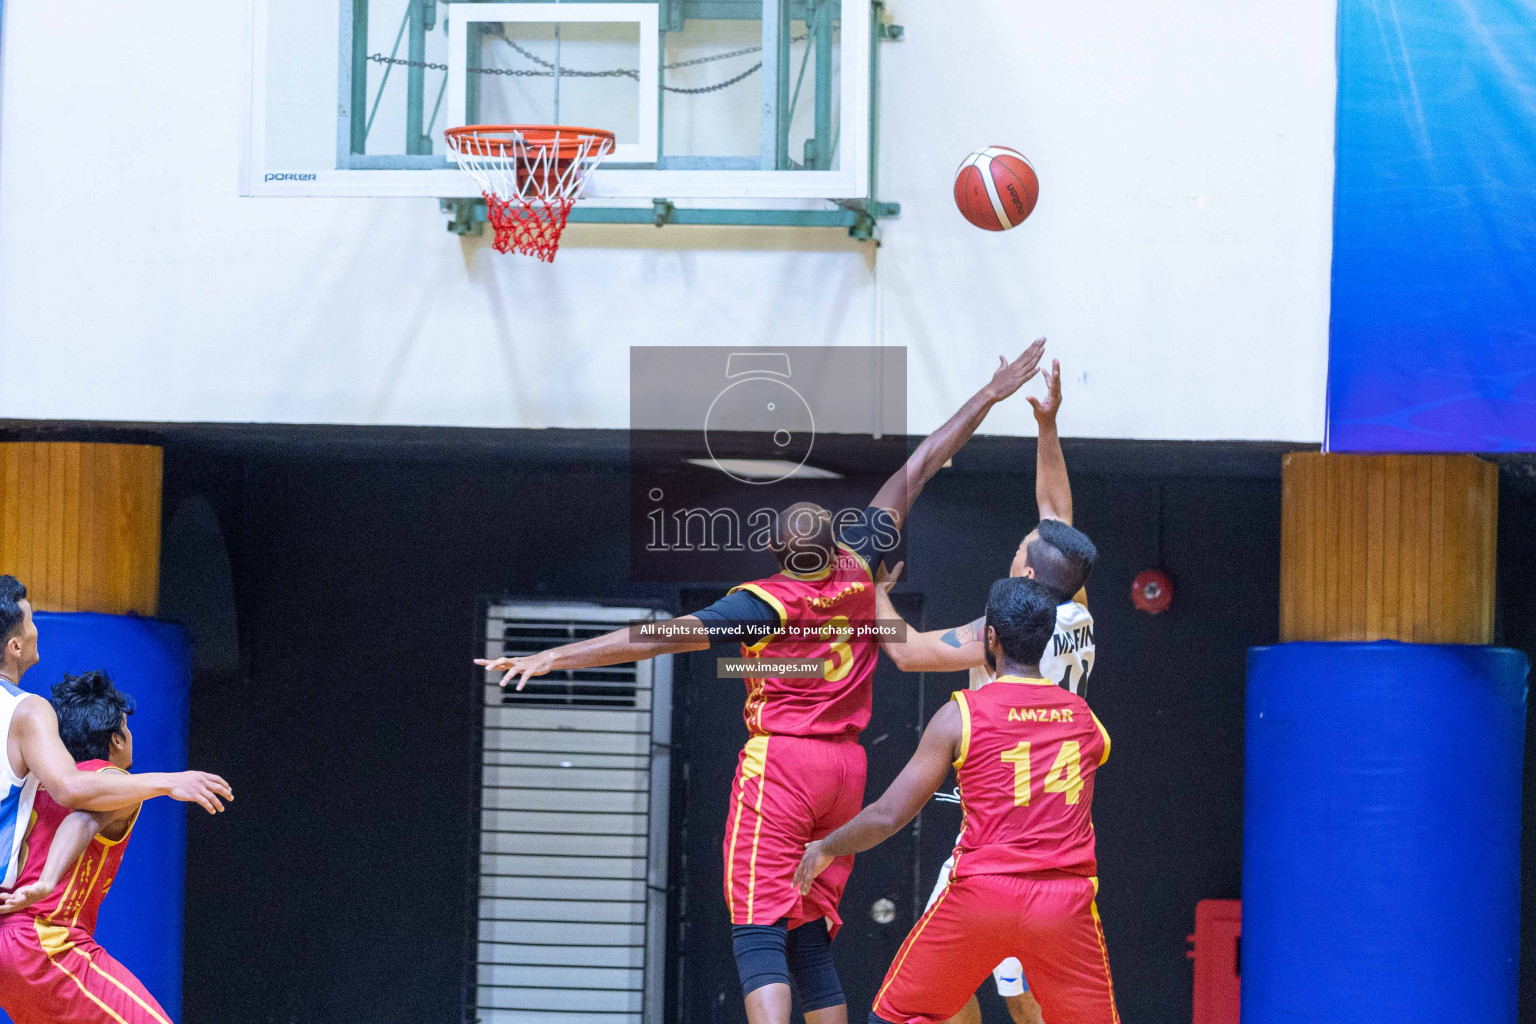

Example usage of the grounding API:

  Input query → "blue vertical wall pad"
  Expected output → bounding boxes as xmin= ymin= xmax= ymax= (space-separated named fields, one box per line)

xmin=1244 ymin=642 xmax=1528 ymax=1023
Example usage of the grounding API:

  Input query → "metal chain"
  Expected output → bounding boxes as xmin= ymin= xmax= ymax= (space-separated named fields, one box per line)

xmin=368 ymin=49 xmax=765 ymax=94
xmin=500 ymin=37 xmax=640 ymax=78
xmin=500 ymin=35 xmax=789 ymax=73
xmin=367 ymin=28 xmax=824 ymax=96
xmin=663 ymin=43 xmax=768 ymax=70
xmin=660 ymin=61 xmax=764 ymax=95
xmin=370 ymin=53 xmax=539 ymax=76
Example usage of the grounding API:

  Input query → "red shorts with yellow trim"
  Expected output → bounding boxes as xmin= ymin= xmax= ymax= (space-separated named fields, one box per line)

xmin=873 ymin=871 xmax=1120 ymax=1024
xmin=723 ymin=733 xmax=865 ymax=936
xmin=0 ymin=916 xmax=173 ymax=1024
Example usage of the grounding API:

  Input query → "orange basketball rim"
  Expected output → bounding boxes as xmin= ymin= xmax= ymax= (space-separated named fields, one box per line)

xmin=444 ymin=125 xmax=616 ymax=263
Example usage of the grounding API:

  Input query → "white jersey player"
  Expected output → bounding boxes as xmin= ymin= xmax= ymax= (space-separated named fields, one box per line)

xmin=967 ymin=593 xmax=1094 ymax=695
xmin=873 ymin=359 xmax=1098 ymax=1024
xmin=0 ymin=681 xmax=41 ymax=887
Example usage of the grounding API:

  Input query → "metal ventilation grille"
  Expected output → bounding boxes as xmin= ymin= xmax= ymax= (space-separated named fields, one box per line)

xmin=478 ymin=603 xmax=672 ymax=1024
xmin=488 ymin=612 xmax=641 ymax=707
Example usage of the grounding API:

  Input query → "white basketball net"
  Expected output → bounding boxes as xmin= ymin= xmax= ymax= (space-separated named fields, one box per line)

xmin=445 ymin=127 xmax=615 ymax=262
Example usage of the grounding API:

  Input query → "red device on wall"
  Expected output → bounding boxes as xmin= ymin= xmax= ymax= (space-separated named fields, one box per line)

xmin=1132 ymin=568 xmax=1175 ymax=614
xmin=1187 ymin=899 xmax=1240 ymax=1024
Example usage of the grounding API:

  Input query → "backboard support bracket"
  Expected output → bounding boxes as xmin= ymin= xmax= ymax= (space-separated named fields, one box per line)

xmin=440 ymin=194 xmax=900 ymax=240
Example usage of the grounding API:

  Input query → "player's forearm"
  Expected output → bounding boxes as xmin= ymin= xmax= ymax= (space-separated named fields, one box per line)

xmin=883 ymin=632 xmax=983 ymax=673
xmin=872 ymin=586 xmax=920 ymax=672
xmin=907 ymin=387 xmax=1000 ymax=493
xmin=817 ymin=799 xmax=914 ymax=858
xmin=1034 ymin=415 xmax=1072 ymax=525
xmin=877 ymin=590 xmax=972 ymax=672
xmin=820 ymin=708 xmax=959 ymax=858
xmin=882 ymin=607 xmax=985 ymax=673
xmin=48 ymin=772 xmax=174 ymax=813
xmin=871 ymin=387 xmax=999 ymax=529
xmin=547 ymin=624 xmax=709 ymax=672
xmin=37 ymin=812 xmax=102 ymax=891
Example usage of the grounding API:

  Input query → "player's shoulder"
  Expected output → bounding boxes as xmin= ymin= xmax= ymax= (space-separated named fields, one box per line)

xmin=74 ymin=759 xmax=119 ymax=774
xmin=9 ymin=692 xmax=52 ymax=721
xmin=1055 ymin=599 xmax=1093 ymax=627
xmin=6 ymin=694 xmax=55 ymax=750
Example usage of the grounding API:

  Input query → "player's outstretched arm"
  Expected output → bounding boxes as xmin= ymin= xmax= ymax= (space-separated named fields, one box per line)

xmin=476 ymin=616 xmax=714 ymax=691
xmin=794 ymin=701 xmax=962 ymax=893
xmin=1029 ymin=358 xmax=1072 ymax=526
xmin=0 ymin=808 xmax=117 ymax=915
xmin=13 ymin=698 xmax=232 ymax=815
xmin=868 ymin=339 xmax=1046 ymax=534
xmin=872 ymin=561 xmax=985 ymax=673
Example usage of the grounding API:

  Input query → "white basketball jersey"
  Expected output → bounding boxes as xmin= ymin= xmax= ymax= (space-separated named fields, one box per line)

xmin=968 ymin=600 xmax=1096 ymax=699
xmin=0 ymin=680 xmax=38 ymax=888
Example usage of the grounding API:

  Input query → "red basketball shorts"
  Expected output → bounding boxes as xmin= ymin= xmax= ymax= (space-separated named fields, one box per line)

xmin=0 ymin=916 xmax=173 ymax=1024
xmin=723 ymin=733 xmax=866 ymax=935
xmin=872 ymin=871 xmax=1121 ymax=1024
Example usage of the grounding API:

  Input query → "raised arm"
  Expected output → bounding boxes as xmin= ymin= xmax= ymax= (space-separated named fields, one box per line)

xmin=477 ymin=616 xmax=714 ymax=690
xmin=794 ymin=701 xmax=962 ymax=892
xmin=1028 ymin=358 xmax=1072 ymax=525
xmin=869 ymin=340 xmax=1046 ymax=534
xmin=477 ymin=589 xmax=785 ymax=690
xmin=872 ymin=561 xmax=986 ymax=673
xmin=0 ymin=807 xmax=126 ymax=915
xmin=14 ymin=699 xmax=231 ymax=815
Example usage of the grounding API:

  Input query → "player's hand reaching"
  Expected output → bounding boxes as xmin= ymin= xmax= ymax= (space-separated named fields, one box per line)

xmin=476 ymin=651 xmax=557 ymax=690
xmin=981 ymin=338 xmax=1046 ymax=404
xmin=1027 ymin=358 xmax=1063 ymax=424
xmin=168 ymin=772 xmax=233 ymax=814
xmin=793 ymin=840 xmax=835 ymax=895
xmin=874 ymin=560 xmax=904 ymax=598
xmin=0 ymin=879 xmax=52 ymax=916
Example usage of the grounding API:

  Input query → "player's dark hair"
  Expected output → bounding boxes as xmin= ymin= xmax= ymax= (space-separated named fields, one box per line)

xmin=0 ymin=576 xmax=27 ymax=650
xmin=985 ymin=576 xmax=1058 ymax=667
xmin=1025 ymin=520 xmax=1097 ymax=599
xmin=51 ymin=670 xmax=136 ymax=763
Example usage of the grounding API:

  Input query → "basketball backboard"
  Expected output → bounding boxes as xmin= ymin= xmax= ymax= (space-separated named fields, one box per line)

xmin=242 ymin=0 xmax=875 ymax=200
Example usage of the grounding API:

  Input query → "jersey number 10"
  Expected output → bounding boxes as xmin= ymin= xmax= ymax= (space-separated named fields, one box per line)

xmin=1000 ymin=741 xmax=1083 ymax=806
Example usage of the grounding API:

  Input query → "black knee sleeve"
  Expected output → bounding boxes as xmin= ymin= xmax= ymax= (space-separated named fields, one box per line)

xmin=733 ymin=922 xmax=790 ymax=996
xmin=787 ymin=919 xmax=845 ymax=1012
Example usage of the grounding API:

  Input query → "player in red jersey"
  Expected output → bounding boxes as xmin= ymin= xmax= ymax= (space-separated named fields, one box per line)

xmin=478 ymin=341 xmax=1048 ymax=1024
xmin=796 ymin=576 xmax=1120 ymax=1024
xmin=0 ymin=670 xmax=208 ymax=1024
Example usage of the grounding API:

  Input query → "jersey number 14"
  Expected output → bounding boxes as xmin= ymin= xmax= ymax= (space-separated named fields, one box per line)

xmin=1000 ymin=741 xmax=1083 ymax=806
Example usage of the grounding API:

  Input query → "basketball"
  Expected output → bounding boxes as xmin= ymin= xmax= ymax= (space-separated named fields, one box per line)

xmin=953 ymin=146 xmax=1039 ymax=231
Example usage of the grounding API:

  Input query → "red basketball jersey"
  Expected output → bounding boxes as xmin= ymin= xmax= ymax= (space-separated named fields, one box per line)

xmin=730 ymin=543 xmax=878 ymax=738
xmin=950 ymin=675 xmax=1110 ymax=879
xmin=10 ymin=761 xmax=138 ymax=935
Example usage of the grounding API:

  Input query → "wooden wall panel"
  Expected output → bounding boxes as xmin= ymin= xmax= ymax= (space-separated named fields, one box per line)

xmin=1279 ymin=452 xmax=1496 ymax=644
xmin=0 ymin=443 xmax=161 ymax=616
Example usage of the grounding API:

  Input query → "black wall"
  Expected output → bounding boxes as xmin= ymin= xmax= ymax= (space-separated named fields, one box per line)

xmin=0 ymin=422 xmax=1524 ymax=1023
xmin=1499 ymin=465 xmax=1536 ymax=1022
xmin=129 ymin=427 xmax=1289 ymax=1024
